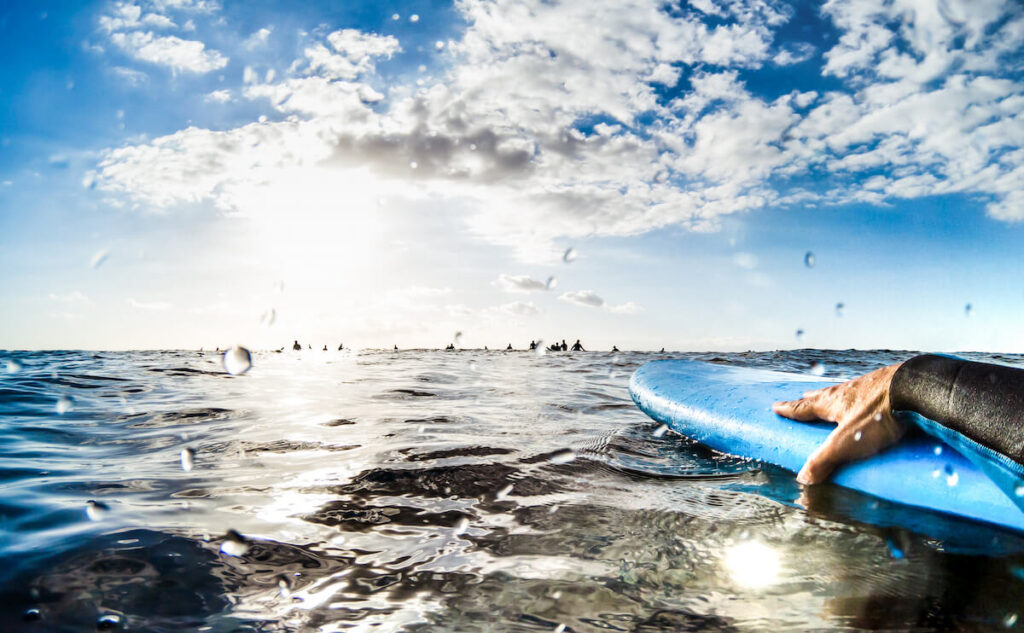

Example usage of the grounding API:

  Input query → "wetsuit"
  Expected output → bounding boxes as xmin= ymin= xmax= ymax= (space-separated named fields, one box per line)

xmin=891 ymin=354 xmax=1024 ymax=506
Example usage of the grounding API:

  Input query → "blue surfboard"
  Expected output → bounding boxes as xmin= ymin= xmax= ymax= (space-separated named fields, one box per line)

xmin=629 ymin=359 xmax=1024 ymax=532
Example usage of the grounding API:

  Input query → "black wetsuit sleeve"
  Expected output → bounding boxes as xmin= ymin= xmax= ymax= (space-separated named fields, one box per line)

xmin=890 ymin=354 xmax=1024 ymax=465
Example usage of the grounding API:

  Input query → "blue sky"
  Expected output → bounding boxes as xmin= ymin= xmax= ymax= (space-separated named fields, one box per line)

xmin=1 ymin=0 xmax=1023 ymax=351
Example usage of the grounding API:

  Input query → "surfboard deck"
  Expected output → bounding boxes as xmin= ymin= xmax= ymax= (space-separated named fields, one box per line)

xmin=629 ymin=359 xmax=1024 ymax=532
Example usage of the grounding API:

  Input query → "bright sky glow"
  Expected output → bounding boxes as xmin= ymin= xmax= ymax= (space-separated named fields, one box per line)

xmin=2 ymin=0 xmax=1024 ymax=351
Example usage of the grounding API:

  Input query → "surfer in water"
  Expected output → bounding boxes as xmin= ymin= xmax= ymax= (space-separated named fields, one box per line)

xmin=292 ymin=340 xmax=301 ymax=351
xmin=774 ymin=355 xmax=1024 ymax=491
xmin=571 ymin=340 xmax=585 ymax=351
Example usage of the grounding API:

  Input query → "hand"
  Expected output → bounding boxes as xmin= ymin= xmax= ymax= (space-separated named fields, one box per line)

xmin=773 ymin=363 xmax=907 ymax=485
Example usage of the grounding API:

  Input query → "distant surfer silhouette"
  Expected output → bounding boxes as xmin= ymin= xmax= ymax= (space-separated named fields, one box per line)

xmin=292 ymin=340 xmax=301 ymax=351
xmin=611 ymin=345 xmax=620 ymax=352
xmin=570 ymin=340 xmax=584 ymax=351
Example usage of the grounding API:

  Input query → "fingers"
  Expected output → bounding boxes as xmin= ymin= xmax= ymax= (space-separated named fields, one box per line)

xmin=797 ymin=422 xmax=897 ymax=485
xmin=773 ymin=396 xmax=824 ymax=422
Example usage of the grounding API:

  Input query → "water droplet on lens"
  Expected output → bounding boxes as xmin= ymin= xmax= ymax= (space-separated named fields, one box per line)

xmin=549 ymin=449 xmax=576 ymax=464
xmin=932 ymin=468 xmax=941 ymax=478
xmin=435 ymin=40 xmax=444 ymax=50
xmin=562 ymin=247 xmax=577 ymax=263
xmin=6 ymin=359 xmax=22 ymax=373
xmin=496 ymin=484 xmax=513 ymax=500
xmin=96 ymin=613 xmax=122 ymax=630
xmin=56 ymin=396 xmax=74 ymax=415
xmin=180 ymin=447 xmax=195 ymax=472
xmin=835 ymin=302 xmax=844 ymax=317
xmin=885 ymin=537 xmax=905 ymax=559
xmin=260 ymin=308 xmax=276 ymax=326
xmin=965 ymin=303 xmax=973 ymax=317
xmin=221 ymin=529 xmax=250 ymax=557
xmin=90 ymin=249 xmax=110 ymax=269
xmin=809 ymin=362 xmax=824 ymax=376
xmin=946 ymin=465 xmax=959 ymax=487
xmin=391 ymin=13 xmax=399 ymax=20
xmin=409 ymin=160 xmax=418 ymax=169
xmin=409 ymin=13 xmax=419 ymax=22
xmin=554 ymin=625 xmax=566 ymax=633
xmin=454 ymin=331 xmax=463 ymax=346
xmin=23 ymin=608 xmax=41 ymax=621
xmin=222 ymin=346 xmax=252 ymax=375
xmin=467 ymin=359 xmax=477 ymax=371
xmin=653 ymin=424 xmax=668 ymax=438
xmin=534 ymin=339 xmax=546 ymax=357
xmin=469 ymin=143 xmax=477 ymax=151
xmin=545 ymin=275 xmax=557 ymax=290
xmin=804 ymin=251 xmax=815 ymax=268
xmin=417 ymin=425 xmax=427 ymax=434
xmin=1004 ymin=612 xmax=1018 ymax=628
xmin=1016 ymin=484 xmax=1024 ymax=497
xmin=873 ymin=413 xmax=883 ymax=422
xmin=277 ymin=575 xmax=292 ymax=598
xmin=854 ymin=431 xmax=862 ymax=441
xmin=454 ymin=517 xmax=469 ymax=535
xmin=934 ymin=445 xmax=943 ymax=456
xmin=86 ymin=500 xmax=110 ymax=521
xmin=795 ymin=329 xmax=804 ymax=341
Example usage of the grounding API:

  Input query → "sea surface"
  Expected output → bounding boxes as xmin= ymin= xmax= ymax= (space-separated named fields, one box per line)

xmin=3 ymin=348 xmax=1024 ymax=632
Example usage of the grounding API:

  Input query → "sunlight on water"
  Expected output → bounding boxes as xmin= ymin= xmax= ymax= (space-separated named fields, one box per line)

xmin=723 ymin=541 xmax=781 ymax=589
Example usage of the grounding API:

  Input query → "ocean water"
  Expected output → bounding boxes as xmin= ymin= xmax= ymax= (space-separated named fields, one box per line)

xmin=3 ymin=348 xmax=1024 ymax=632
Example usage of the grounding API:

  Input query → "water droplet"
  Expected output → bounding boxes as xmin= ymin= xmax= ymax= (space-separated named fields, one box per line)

xmin=469 ymin=143 xmax=477 ymax=151
xmin=409 ymin=13 xmax=419 ymax=22
xmin=804 ymin=251 xmax=815 ymax=268
xmin=795 ymin=329 xmax=804 ymax=341
xmin=86 ymin=500 xmax=110 ymax=521
xmin=549 ymin=449 xmax=576 ymax=464
xmin=453 ymin=517 xmax=469 ymax=535
xmin=417 ymin=425 xmax=427 ymax=434
xmin=853 ymin=430 xmax=862 ymax=441
xmin=467 ymin=359 xmax=477 ymax=371
xmin=554 ymin=625 xmax=566 ymax=633
xmin=873 ymin=413 xmax=883 ymax=422
xmin=534 ymin=339 xmax=546 ymax=357
xmin=180 ymin=448 xmax=195 ymax=472
xmin=409 ymin=160 xmax=418 ymax=169
xmin=454 ymin=331 xmax=463 ymax=346
xmin=964 ymin=303 xmax=973 ymax=317
xmin=391 ymin=13 xmax=399 ymax=20
xmin=809 ymin=362 xmax=825 ymax=376
xmin=277 ymin=575 xmax=292 ymax=598
xmin=221 ymin=530 xmax=250 ymax=557
xmin=90 ymin=249 xmax=110 ymax=269
xmin=885 ymin=537 xmax=905 ymax=559
xmin=23 ymin=608 xmax=41 ymax=622
xmin=96 ymin=614 xmax=122 ymax=630
xmin=435 ymin=41 xmax=444 ymax=50
xmin=56 ymin=396 xmax=74 ymax=415
xmin=496 ymin=484 xmax=513 ymax=500
xmin=260 ymin=308 xmax=276 ymax=326
xmin=6 ymin=359 xmax=22 ymax=373
xmin=1005 ymin=613 xmax=1018 ymax=628
xmin=653 ymin=424 xmax=668 ymax=438
xmin=934 ymin=445 xmax=943 ymax=456
xmin=932 ymin=468 xmax=942 ymax=478
xmin=1015 ymin=484 xmax=1024 ymax=497
xmin=835 ymin=302 xmax=844 ymax=317
xmin=545 ymin=276 xmax=557 ymax=290
xmin=562 ymin=247 xmax=577 ymax=263
xmin=945 ymin=465 xmax=959 ymax=487
xmin=222 ymin=346 xmax=252 ymax=376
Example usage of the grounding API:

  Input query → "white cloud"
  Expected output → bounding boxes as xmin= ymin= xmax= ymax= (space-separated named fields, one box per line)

xmin=49 ymin=291 xmax=92 ymax=305
xmin=128 ymin=298 xmax=171 ymax=310
xmin=559 ymin=290 xmax=604 ymax=308
xmin=244 ymin=26 xmax=272 ymax=49
xmin=110 ymin=31 xmax=228 ymax=73
xmin=493 ymin=274 xmax=549 ymax=293
xmin=111 ymin=66 xmax=149 ymax=85
xmin=607 ymin=301 xmax=642 ymax=315
xmin=773 ymin=42 xmax=814 ymax=66
xmin=90 ymin=0 xmax=1024 ymax=264
xmin=99 ymin=2 xmax=176 ymax=31
xmin=204 ymin=89 xmax=231 ymax=103
xmin=497 ymin=301 xmax=539 ymax=316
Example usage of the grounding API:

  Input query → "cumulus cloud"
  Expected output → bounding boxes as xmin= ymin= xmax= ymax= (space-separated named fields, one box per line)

xmin=89 ymin=0 xmax=1024 ymax=260
xmin=111 ymin=66 xmax=149 ymax=85
xmin=243 ymin=26 xmax=272 ymax=48
xmin=498 ymin=301 xmax=539 ymax=316
xmin=204 ymin=89 xmax=231 ymax=103
xmin=493 ymin=274 xmax=549 ymax=293
xmin=559 ymin=290 xmax=605 ymax=308
xmin=110 ymin=31 xmax=227 ymax=73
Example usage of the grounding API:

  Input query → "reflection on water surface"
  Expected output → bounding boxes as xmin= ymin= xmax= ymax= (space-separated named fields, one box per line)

xmin=2 ymin=349 xmax=1024 ymax=631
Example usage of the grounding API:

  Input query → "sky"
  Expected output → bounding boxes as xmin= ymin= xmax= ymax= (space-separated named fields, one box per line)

xmin=1 ymin=0 xmax=1023 ymax=352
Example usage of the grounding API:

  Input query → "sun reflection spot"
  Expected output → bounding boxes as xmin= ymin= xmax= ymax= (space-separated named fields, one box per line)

xmin=723 ymin=540 xmax=781 ymax=589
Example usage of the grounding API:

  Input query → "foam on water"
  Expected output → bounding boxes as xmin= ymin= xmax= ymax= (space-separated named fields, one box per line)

xmin=1 ymin=348 xmax=1024 ymax=630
